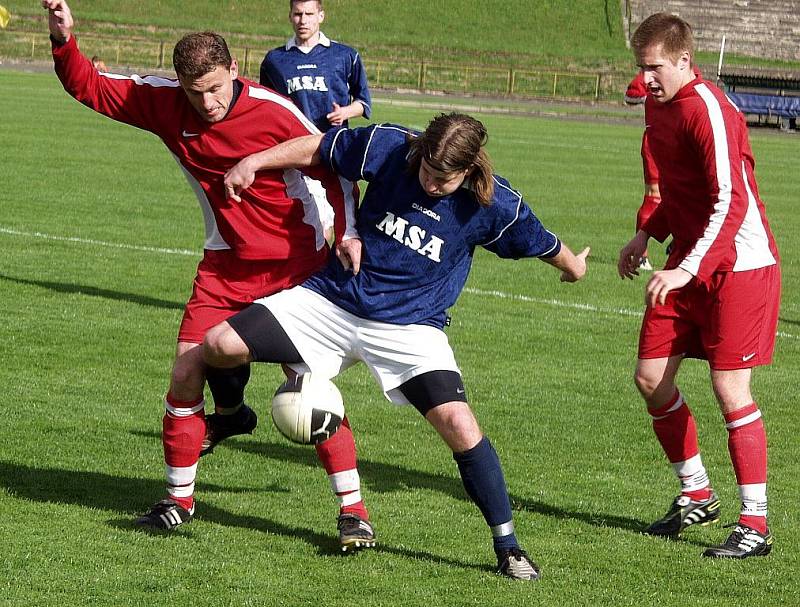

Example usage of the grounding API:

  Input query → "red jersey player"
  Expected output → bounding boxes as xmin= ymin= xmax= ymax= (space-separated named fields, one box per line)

xmin=43 ymin=0 xmax=375 ymax=551
xmin=618 ymin=13 xmax=780 ymax=559
xmin=624 ymin=71 xmax=660 ymax=270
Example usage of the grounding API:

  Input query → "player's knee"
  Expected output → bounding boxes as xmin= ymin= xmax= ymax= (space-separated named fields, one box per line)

xmin=203 ymin=322 xmax=248 ymax=368
xmin=633 ymin=366 xmax=659 ymax=399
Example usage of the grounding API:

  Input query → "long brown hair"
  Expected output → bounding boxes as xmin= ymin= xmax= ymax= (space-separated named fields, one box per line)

xmin=407 ymin=113 xmax=495 ymax=206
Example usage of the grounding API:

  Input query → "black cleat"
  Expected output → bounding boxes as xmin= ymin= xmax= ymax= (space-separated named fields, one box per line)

xmin=200 ymin=404 xmax=258 ymax=456
xmin=135 ymin=499 xmax=194 ymax=530
xmin=703 ymin=524 xmax=773 ymax=559
xmin=337 ymin=513 xmax=376 ymax=552
xmin=645 ymin=492 xmax=720 ymax=538
xmin=496 ymin=547 xmax=540 ymax=581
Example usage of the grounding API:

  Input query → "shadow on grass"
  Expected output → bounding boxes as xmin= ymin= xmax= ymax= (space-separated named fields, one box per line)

xmin=133 ymin=429 xmax=653 ymax=537
xmin=0 ymin=460 xmax=491 ymax=574
xmin=0 ymin=273 xmax=183 ymax=310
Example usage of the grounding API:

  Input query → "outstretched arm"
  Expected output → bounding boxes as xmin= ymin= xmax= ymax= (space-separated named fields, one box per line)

xmin=224 ymin=134 xmax=325 ymax=202
xmin=542 ymin=244 xmax=590 ymax=283
xmin=42 ymin=0 xmax=73 ymax=43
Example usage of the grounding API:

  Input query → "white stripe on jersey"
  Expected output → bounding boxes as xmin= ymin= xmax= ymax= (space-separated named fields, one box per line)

xmin=101 ymin=72 xmax=181 ymax=88
xmin=733 ymin=160 xmax=776 ymax=270
xmin=360 ymin=125 xmax=414 ymax=180
xmin=247 ymin=85 xmax=320 ymax=134
xmin=483 ymin=177 xmax=523 ymax=247
xmin=283 ymin=168 xmax=327 ymax=250
xmin=679 ymin=83 xmax=732 ymax=276
xmin=170 ymin=153 xmax=231 ymax=251
xmin=483 ymin=178 xmax=560 ymax=256
xmin=338 ymin=174 xmax=360 ymax=240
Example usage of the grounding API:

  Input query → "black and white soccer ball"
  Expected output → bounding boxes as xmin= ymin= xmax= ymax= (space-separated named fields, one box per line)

xmin=271 ymin=373 xmax=345 ymax=444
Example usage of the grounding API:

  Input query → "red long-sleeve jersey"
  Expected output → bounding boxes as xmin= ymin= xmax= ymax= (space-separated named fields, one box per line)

xmin=52 ymin=36 xmax=358 ymax=260
xmin=642 ymin=77 xmax=779 ymax=282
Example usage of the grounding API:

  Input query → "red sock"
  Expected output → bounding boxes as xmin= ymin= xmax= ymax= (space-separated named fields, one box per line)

xmin=315 ymin=416 xmax=368 ymax=520
xmin=649 ymin=391 xmax=711 ymax=501
xmin=650 ymin=391 xmax=699 ymax=464
xmin=162 ymin=394 xmax=205 ymax=511
xmin=725 ymin=403 xmax=768 ymax=533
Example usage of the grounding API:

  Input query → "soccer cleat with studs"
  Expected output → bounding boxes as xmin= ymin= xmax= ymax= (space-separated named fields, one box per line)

xmin=135 ymin=499 xmax=194 ymax=530
xmin=702 ymin=524 xmax=773 ymax=559
xmin=337 ymin=513 xmax=376 ymax=552
xmin=644 ymin=492 xmax=721 ymax=538
xmin=200 ymin=404 xmax=258 ymax=456
xmin=496 ymin=547 xmax=540 ymax=581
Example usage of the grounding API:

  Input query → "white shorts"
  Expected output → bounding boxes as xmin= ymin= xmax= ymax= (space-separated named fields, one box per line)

xmin=254 ymin=286 xmax=461 ymax=404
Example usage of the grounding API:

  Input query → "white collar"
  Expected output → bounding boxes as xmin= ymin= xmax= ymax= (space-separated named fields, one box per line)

xmin=286 ymin=31 xmax=331 ymax=53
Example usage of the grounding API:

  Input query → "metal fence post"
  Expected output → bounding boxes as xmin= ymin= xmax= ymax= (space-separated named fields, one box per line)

xmin=31 ymin=36 xmax=35 ymax=59
xmin=553 ymin=73 xmax=558 ymax=96
xmin=157 ymin=41 xmax=164 ymax=68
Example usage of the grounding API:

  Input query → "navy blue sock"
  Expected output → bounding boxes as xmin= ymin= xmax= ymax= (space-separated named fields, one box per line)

xmin=453 ymin=436 xmax=518 ymax=555
xmin=206 ymin=364 xmax=251 ymax=411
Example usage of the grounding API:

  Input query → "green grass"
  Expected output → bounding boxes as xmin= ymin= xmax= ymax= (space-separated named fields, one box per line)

xmin=4 ymin=0 xmax=630 ymax=68
xmin=1 ymin=69 xmax=799 ymax=606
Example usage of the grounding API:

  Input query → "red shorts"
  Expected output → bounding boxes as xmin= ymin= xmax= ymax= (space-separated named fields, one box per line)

xmin=638 ymin=264 xmax=781 ymax=370
xmin=178 ymin=248 xmax=328 ymax=343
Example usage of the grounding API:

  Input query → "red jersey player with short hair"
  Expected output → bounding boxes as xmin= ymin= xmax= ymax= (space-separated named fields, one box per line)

xmin=43 ymin=0 xmax=375 ymax=551
xmin=619 ymin=13 xmax=780 ymax=559
xmin=624 ymin=71 xmax=661 ymax=271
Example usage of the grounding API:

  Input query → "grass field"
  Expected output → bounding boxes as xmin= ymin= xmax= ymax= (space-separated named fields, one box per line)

xmin=4 ymin=0 xmax=630 ymax=68
xmin=1 ymin=68 xmax=798 ymax=606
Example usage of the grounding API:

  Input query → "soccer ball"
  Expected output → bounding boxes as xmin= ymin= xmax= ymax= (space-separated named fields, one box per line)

xmin=271 ymin=373 xmax=345 ymax=444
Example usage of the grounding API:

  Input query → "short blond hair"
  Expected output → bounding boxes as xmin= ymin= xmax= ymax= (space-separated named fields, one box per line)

xmin=632 ymin=12 xmax=694 ymax=63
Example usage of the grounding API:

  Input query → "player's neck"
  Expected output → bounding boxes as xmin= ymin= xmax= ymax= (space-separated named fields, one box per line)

xmin=296 ymin=32 xmax=321 ymax=49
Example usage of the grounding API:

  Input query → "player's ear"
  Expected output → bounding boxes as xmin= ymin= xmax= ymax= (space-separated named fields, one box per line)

xmin=229 ymin=59 xmax=239 ymax=80
xmin=677 ymin=50 xmax=691 ymax=71
xmin=318 ymin=10 xmax=325 ymax=24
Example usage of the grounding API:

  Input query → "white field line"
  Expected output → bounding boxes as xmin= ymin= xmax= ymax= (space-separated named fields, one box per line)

xmin=2 ymin=225 xmax=797 ymax=340
xmin=0 ymin=226 xmax=199 ymax=257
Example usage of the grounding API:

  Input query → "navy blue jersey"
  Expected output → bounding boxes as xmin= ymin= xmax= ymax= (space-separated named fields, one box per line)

xmin=260 ymin=33 xmax=371 ymax=132
xmin=302 ymin=124 xmax=561 ymax=328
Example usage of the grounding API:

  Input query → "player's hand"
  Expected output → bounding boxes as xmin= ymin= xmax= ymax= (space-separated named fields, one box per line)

xmin=223 ymin=157 xmax=257 ymax=202
xmin=618 ymin=231 xmax=649 ymax=279
xmin=336 ymin=237 xmax=362 ymax=274
xmin=560 ymin=246 xmax=590 ymax=283
xmin=645 ymin=267 xmax=693 ymax=307
xmin=326 ymin=103 xmax=346 ymax=126
xmin=42 ymin=0 xmax=73 ymax=43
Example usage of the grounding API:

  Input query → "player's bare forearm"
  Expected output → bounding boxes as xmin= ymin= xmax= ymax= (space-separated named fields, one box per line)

xmin=254 ymin=134 xmax=324 ymax=170
xmin=42 ymin=0 xmax=73 ymax=43
xmin=223 ymin=134 xmax=324 ymax=202
xmin=544 ymin=244 xmax=590 ymax=283
xmin=327 ymin=102 xmax=364 ymax=126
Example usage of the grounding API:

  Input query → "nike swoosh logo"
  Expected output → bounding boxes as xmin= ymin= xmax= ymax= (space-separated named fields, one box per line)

xmin=456 ymin=388 xmax=465 ymax=394
xmin=742 ymin=353 xmax=756 ymax=362
xmin=182 ymin=130 xmax=199 ymax=137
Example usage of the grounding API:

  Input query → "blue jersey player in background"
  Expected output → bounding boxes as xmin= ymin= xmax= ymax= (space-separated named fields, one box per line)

xmin=206 ymin=113 xmax=590 ymax=580
xmin=260 ymin=0 xmax=371 ymax=133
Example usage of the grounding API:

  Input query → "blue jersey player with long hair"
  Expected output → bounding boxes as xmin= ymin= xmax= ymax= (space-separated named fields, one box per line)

xmin=205 ymin=113 xmax=590 ymax=580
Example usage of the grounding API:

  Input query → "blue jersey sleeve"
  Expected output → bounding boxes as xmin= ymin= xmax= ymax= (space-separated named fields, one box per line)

xmin=349 ymin=52 xmax=372 ymax=118
xmin=259 ymin=51 xmax=284 ymax=92
xmin=481 ymin=176 xmax=561 ymax=259
xmin=319 ymin=123 xmax=411 ymax=182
